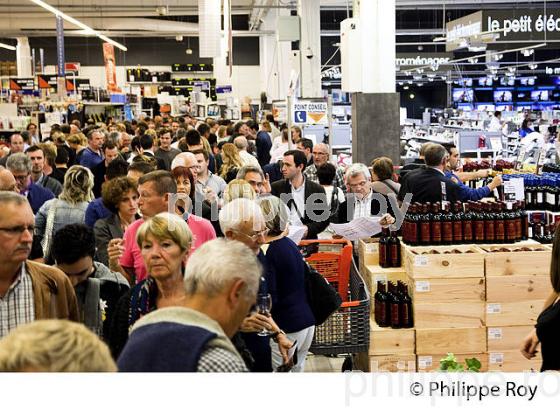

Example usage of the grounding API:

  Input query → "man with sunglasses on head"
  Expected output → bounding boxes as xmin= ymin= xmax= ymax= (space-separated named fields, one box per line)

xmin=0 ymin=192 xmax=79 ymax=338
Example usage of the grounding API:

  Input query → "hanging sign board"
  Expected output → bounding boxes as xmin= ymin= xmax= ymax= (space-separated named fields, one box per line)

xmin=103 ymin=43 xmax=119 ymax=92
xmin=37 ymin=74 xmax=58 ymax=90
xmin=9 ymin=78 xmax=35 ymax=91
xmin=293 ymin=100 xmax=328 ymax=126
xmin=445 ymin=11 xmax=483 ymax=52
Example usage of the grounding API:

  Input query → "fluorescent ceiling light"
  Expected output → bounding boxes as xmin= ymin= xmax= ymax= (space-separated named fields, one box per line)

xmin=29 ymin=0 xmax=127 ymax=51
xmin=0 ymin=42 xmax=16 ymax=51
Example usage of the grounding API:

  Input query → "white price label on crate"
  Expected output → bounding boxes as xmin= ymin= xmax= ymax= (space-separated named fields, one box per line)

xmin=487 ymin=303 xmax=502 ymax=314
xmin=490 ymin=353 xmax=504 ymax=365
xmin=415 ymin=281 xmax=431 ymax=292
xmin=414 ymin=255 xmax=428 ymax=267
xmin=374 ymin=275 xmax=387 ymax=284
xmin=488 ymin=328 xmax=503 ymax=340
xmin=365 ymin=243 xmax=378 ymax=253
xmin=396 ymin=361 xmax=406 ymax=370
xmin=418 ymin=356 xmax=433 ymax=369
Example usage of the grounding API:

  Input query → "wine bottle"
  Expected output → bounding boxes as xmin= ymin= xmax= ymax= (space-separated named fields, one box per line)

xmin=420 ymin=203 xmax=432 ymax=245
xmin=514 ymin=202 xmax=522 ymax=242
xmin=431 ymin=202 xmax=443 ymax=245
xmin=494 ymin=202 xmax=506 ymax=244
xmin=379 ymin=227 xmax=390 ymax=268
xmin=387 ymin=282 xmax=401 ymax=329
xmin=374 ymin=281 xmax=389 ymax=327
xmin=504 ymin=202 xmax=516 ymax=243
xmin=389 ymin=230 xmax=401 ymax=268
xmin=397 ymin=281 xmax=413 ymax=328
xmin=519 ymin=201 xmax=529 ymax=241
xmin=408 ymin=204 xmax=420 ymax=246
xmin=484 ymin=202 xmax=496 ymax=244
xmin=452 ymin=202 xmax=464 ymax=244
xmin=463 ymin=202 xmax=474 ymax=243
xmin=442 ymin=202 xmax=453 ymax=245
xmin=473 ymin=202 xmax=485 ymax=243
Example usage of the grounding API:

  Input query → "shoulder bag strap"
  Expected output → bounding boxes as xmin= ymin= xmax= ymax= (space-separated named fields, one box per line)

xmin=41 ymin=199 xmax=58 ymax=257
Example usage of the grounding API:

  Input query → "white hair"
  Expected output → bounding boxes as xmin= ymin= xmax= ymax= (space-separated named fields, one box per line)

xmin=345 ymin=163 xmax=371 ymax=181
xmin=171 ymin=152 xmax=196 ymax=170
xmin=184 ymin=238 xmax=261 ymax=299
xmin=233 ymin=136 xmax=248 ymax=150
xmin=219 ymin=198 xmax=264 ymax=234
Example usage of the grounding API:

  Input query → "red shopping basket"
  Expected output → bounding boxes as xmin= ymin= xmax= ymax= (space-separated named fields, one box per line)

xmin=298 ymin=239 xmax=353 ymax=302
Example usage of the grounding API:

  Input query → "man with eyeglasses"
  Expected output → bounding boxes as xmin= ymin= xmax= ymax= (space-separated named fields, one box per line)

xmin=236 ymin=165 xmax=271 ymax=197
xmin=303 ymin=143 xmax=346 ymax=192
xmin=0 ymin=192 xmax=79 ymax=338
xmin=6 ymin=153 xmax=54 ymax=214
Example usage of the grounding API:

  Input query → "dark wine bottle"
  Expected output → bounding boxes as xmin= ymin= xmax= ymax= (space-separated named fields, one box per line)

xmin=442 ymin=202 xmax=453 ymax=245
xmin=514 ymin=202 xmax=522 ymax=242
xmin=463 ymin=202 xmax=474 ymax=243
xmin=387 ymin=282 xmax=401 ymax=329
xmin=494 ymin=202 xmax=505 ymax=244
xmin=420 ymin=203 xmax=431 ymax=245
xmin=431 ymin=202 xmax=442 ymax=245
xmin=374 ymin=281 xmax=389 ymax=327
xmin=397 ymin=281 xmax=413 ymax=328
xmin=473 ymin=202 xmax=486 ymax=243
xmin=408 ymin=204 xmax=420 ymax=246
xmin=484 ymin=202 xmax=496 ymax=244
xmin=452 ymin=202 xmax=464 ymax=244
xmin=504 ymin=202 xmax=516 ymax=243
xmin=519 ymin=201 xmax=529 ymax=241
xmin=389 ymin=230 xmax=401 ymax=268
xmin=379 ymin=227 xmax=390 ymax=268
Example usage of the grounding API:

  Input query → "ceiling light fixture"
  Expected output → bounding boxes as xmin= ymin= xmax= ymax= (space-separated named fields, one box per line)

xmin=29 ymin=0 xmax=127 ymax=51
xmin=521 ymin=49 xmax=534 ymax=57
xmin=0 ymin=42 xmax=16 ymax=51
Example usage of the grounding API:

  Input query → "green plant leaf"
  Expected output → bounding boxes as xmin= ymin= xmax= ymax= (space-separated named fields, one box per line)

xmin=465 ymin=358 xmax=482 ymax=372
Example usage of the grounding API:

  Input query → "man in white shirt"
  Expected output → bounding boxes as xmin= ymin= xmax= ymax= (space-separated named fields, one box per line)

xmin=488 ymin=111 xmax=504 ymax=133
xmin=234 ymin=136 xmax=261 ymax=169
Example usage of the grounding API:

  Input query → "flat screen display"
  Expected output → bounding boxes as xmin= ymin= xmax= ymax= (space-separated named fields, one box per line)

xmin=531 ymin=90 xmax=550 ymax=101
xmin=452 ymin=89 xmax=474 ymax=102
xmin=493 ymin=91 xmax=513 ymax=102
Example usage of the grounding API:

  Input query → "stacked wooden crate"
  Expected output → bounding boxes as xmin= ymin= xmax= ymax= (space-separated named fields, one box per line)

xmin=482 ymin=244 xmax=551 ymax=372
xmin=403 ymin=244 xmax=488 ymax=372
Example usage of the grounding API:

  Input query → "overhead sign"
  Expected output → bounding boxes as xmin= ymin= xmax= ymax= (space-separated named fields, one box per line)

xmin=66 ymin=78 xmax=90 ymax=92
xmin=396 ymin=53 xmax=453 ymax=69
xmin=9 ymin=78 xmax=34 ymax=91
xmin=103 ymin=42 xmax=119 ymax=92
xmin=37 ymin=74 xmax=58 ymax=90
xmin=293 ymin=100 xmax=328 ymax=126
xmin=485 ymin=9 xmax=560 ymax=42
xmin=446 ymin=11 xmax=483 ymax=52
xmin=56 ymin=16 xmax=65 ymax=77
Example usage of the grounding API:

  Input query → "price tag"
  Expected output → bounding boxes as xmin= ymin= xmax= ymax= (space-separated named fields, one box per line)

xmin=490 ymin=137 xmax=503 ymax=152
xmin=415 ymin=281 xmax=431 ymax=292
xmin=503 ymin=181 xmax=517 ymax=202
xmin=418 ymin=356 xmax=433 ymax=369
xmin=365 ymin=243 xmax=378 ymax=253
xmin=396 ymin=361 xmax=406 ymax=370
xmin=488 ymin=328 xmax=503 ymax=340
xmin=152 ymin=76 xmax=158 ymax=83
xmin=487 ymin=303 xmax=502 ymax=314
xmin=489 ymin=353 xmax=504 ymax=365
xmin=373 ymin=275 xmax=387 ymax=284
xmin=414 ymin=255 xmax=428 ymax=267
xmin=129 ymin=75 xmax=135 ymax=82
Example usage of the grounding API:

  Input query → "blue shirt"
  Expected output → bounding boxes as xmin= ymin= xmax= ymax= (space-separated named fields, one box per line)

xmin=79 ymin=147 xmax=104 ymax=170
xmin=445 ymin=170 xmax=491 ymax=201
xmin=85 ymin=198 xmax=112 ymax=227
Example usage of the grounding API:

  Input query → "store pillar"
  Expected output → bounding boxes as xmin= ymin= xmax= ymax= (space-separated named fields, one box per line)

xmin=297 ymin=0 xmax=322 ymax=98
xmin=348 ymin=0 xmax=400 ymax=165
xmin=16 ymin=37 xmax=32 ymax=78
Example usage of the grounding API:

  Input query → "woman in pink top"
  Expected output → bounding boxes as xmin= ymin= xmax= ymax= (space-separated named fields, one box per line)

xmin=171 ymin=166 xmax=216 ymax=249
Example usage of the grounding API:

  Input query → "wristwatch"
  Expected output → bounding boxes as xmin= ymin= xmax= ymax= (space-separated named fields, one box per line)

xmin=271 ymin=329 xmax=286 ymax=342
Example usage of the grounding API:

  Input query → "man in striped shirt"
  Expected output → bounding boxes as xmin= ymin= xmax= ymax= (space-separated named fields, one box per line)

xmin=0 ymin=192 xmax=78 ymax=338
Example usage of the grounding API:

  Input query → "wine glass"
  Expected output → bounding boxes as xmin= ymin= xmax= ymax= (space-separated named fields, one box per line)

xmin=257 ymin=293 xmax=272 ymax=337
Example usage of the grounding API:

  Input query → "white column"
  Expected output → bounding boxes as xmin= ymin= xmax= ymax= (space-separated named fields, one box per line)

xmin=259 ymin=8 xmax=292 ymax=101
xmin=297 ymin=0 xmax=322 ymax=98
xmin=360 ymin=0 xmax=396 ymax=93
xmin=16 ymin=37 xmax=32 ymax=78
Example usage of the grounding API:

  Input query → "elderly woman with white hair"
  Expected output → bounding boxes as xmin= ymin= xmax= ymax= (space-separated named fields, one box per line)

xmin=258 ymin=195 xmax=315 ymax=372
xmin=219 ymin=198 xmax=293 ymax=372
xmin=108 ymin=212 xmax=193 ymax=358
xmin=35 ymin=165 xmax=95 ymax=260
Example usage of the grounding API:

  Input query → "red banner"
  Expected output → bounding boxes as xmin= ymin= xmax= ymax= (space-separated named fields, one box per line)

xmin=102 ymin=43 xmax=119 ymax=92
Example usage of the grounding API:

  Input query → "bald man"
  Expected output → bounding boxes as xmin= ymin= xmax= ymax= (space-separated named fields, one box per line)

xmin=234 ymin=136 xmax=261 ymax=169
xmin=0 ymin=166 xmax=18 ymax=192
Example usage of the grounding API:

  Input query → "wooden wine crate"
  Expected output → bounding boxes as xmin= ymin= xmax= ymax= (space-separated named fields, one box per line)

xmin=403 ymin=244 xmax=485 ymax=279
xmin=409 ymin=277 xmax=486 ymax=304
xmin=369 ymin=354 xmax=417 ymax=372
xmin=417 ymin=353 xmax=488 ymax=372
xmin=481 ymin=244 xmax=551 ymax=276
xmin=364 ymin=264 xmax=408 ymax=297
xmin=488 ymin=350 xmax=542 ymax=372
xmin=414 ymin=301 xmax=486 ymax=329
xmin=358 ymin=238 xmax=379 ymax=273
xmin=369 ymin=320 xmax=415 ymax=356
xmin=486 ymin=275 xmax=553 ymax=303
xmin=485 ymin=300 xmax=545 ymax=327
xmin=416 ymin=327 xmax=487 ymax=355
xmin=487 ymin=325 xmax=535 ymax=351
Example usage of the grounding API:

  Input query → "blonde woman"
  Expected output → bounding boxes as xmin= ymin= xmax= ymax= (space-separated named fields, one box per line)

xmin=108 ymin=212 xmax=193 ymax=358
xmin=219 ymin=142 xmax=244 ymax=183
xmin=67 ymin=133 xmax=88 ymax=155
xmin=35 ymin=165 xmax=95 ymax=259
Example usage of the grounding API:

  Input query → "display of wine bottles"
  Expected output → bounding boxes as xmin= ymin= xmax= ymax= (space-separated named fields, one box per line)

xmin=378 ymin=227 xmax=402 ymax=268
xmin=374 ymin=280 xmax=413 ymax=328
xmin=402 ymin=200 xmax=529 ymax=245
xmin=513 ymin=174 xmax=560 ymax=212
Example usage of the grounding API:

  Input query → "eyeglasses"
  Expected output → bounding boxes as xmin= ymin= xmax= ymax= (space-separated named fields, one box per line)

xmin=0 ymin=225 xmax=35 ymax=236
xmin=12 ymin=174 xmax=28 ymax=182
xmin=312 ymin=152 xmax=328 ymax=156
xmin=232 ymin=228 xmax=269 ymax=241
xmin=347 ymin=181 xmax=368 ymax=189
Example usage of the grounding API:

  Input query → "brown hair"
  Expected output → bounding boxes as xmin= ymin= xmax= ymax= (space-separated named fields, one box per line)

xmin=371 ymin=157 xmax=394 ymax=181
xmin=101 ymin=176 xmax=138 ymax=213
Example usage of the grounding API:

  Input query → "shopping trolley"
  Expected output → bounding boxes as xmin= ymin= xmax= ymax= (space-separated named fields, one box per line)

xmin=299 ymin=240 xmax=370 ymax=371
